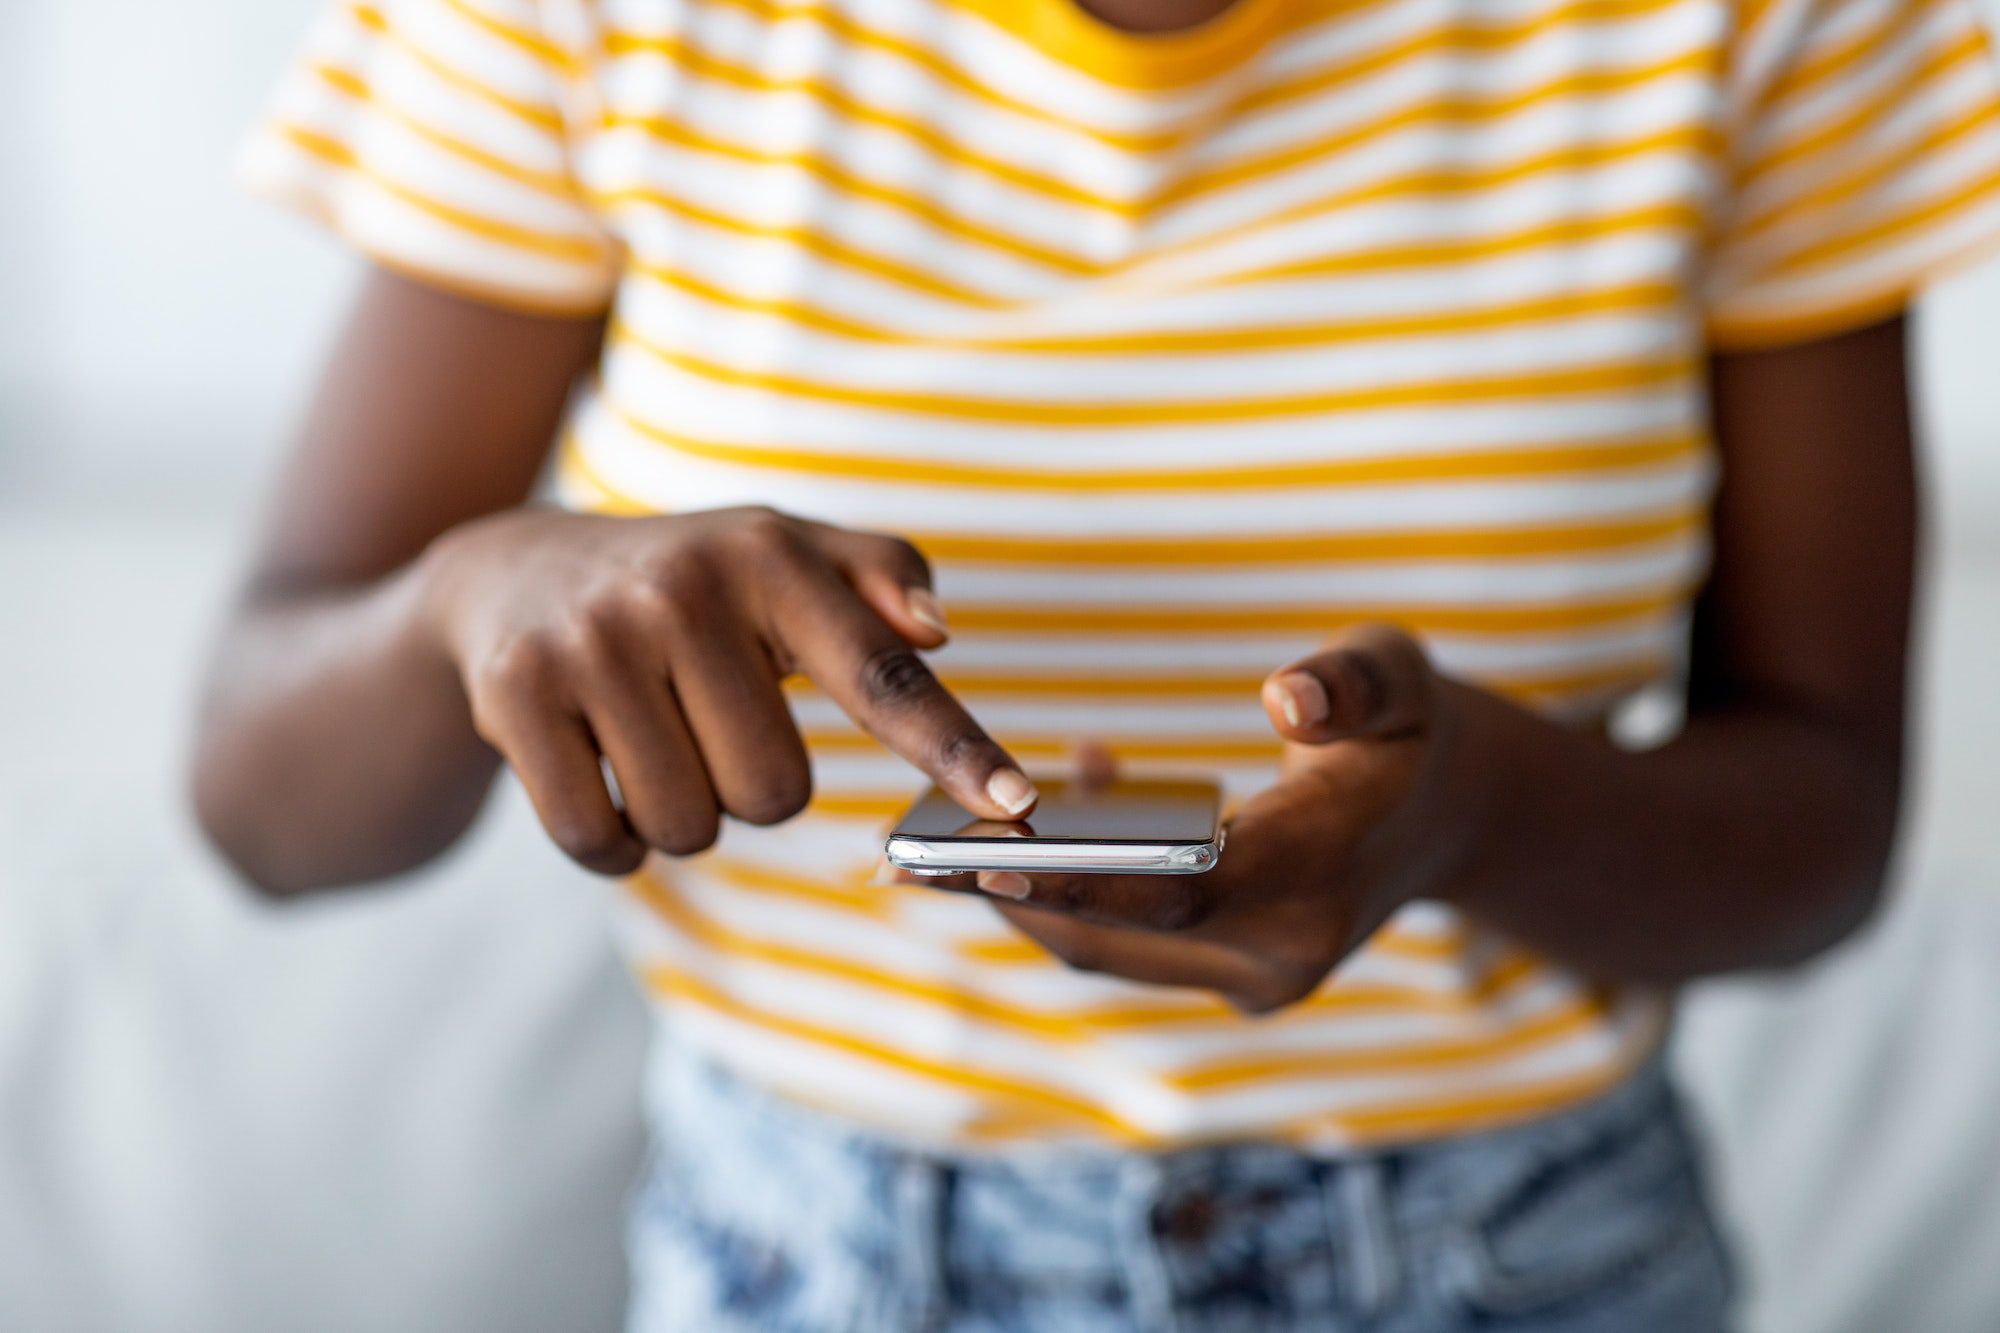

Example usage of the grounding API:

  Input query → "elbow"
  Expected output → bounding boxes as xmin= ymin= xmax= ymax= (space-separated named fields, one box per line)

xmin=188 ymin=738 xmax=476 ymax=899
xmin=1623 ymin=767 xmax=1903 ymax=988
xmin=1751 ymin=771 xmax=1904 ymax=975
xmin=1795 ymin=831 xmax=1899 ymax=962
xmin=1613 ymin=857 xmax=1891 ymax=991
xmin=1764 ymin=863 xmax=1889 ymax=972
xmin=1813 ymin=744 xmax=1906 ymax=952
xmin=187 ymin=737 xmax=364 ymax=899
xmin=187 ymin=653 xmax=327 ymax=898
xmin=212 ymin=853 xmax=323 ymax=903
xmin=189 ymin=748 xmax=318 ymax=900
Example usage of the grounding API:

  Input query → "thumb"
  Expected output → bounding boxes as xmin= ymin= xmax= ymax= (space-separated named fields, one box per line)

xmin=1070 ymin=738 xmax=1120 ymax=793
xmin=1260 ymin=623 xmax=1437 ymax=745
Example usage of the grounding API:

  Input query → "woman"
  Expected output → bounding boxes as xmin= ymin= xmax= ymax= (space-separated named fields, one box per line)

xmin=195 ymin=0 xmax=2000 ymax=1325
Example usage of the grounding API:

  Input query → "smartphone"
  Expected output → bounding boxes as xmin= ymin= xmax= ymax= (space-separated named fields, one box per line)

xmin=884 ymin=777 xmax=1224 ymax=876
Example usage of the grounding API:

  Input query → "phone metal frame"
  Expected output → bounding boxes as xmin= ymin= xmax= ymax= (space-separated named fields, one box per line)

xmin=884 ymin=832 xmax=1223 ymax=877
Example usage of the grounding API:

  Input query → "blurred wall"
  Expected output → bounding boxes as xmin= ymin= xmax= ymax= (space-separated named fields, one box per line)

xmin=0 ymin=0 xmax=343 ymax=501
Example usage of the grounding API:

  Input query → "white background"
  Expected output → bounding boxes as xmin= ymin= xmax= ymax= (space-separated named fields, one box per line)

xmin=2 ymin=1 xmax=1999 ymax=1329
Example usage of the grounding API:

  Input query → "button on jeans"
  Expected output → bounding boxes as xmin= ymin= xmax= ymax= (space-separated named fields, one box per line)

xmin=627 ymin=1047 xmax=1735 ymax=1332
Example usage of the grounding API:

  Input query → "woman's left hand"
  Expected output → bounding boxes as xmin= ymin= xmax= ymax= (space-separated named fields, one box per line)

xmin=964 ymin=625 xmax=1475 ymax=1014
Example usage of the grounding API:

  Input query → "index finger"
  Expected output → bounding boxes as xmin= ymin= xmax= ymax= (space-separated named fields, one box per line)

xmin=769 ymin=557 xmax=1036 ymax=822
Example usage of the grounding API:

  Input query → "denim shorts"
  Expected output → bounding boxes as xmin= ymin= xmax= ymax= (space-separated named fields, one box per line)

xmin=627 ymin=1045 xmax=1735 ymax=1333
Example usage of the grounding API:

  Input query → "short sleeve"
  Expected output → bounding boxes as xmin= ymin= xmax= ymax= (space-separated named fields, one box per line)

xmin=237 ymin=0 xmax=621 ymax=315
xmin=1704 ymin=0 xmax=2000 ymax=347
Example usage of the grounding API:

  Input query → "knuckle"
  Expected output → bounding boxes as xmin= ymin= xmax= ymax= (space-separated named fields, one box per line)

xmin=724 ymin=507 xmax=808 ymax=563
xmin=1334 ymin=647 xmax=1391 ymax=718
xmin=932 ymin=727 xmax=997 ymax=775
xmin=646 ymin=810 xmax=720 ymax=858
xmin=1052 ymin=940 xmax=1105 ymax=976
xmin=640 ymin=546 xmax=722 ymax=610
xmin=548 ymin=815 xmax=637 ymax=873
xmin=1228 ymin=988 xmax=1288 ymax=1017
xmin=483 ymin=635 xmax=558 ymax=695
xmin=1040 ymin=877 xmax=1093 ymax=916
xmin=728 ymin=772 xmax=813 ymax=827
xmin=872 ymin=534 xmax=931 ymax=583
xmin=1146 ymin=883 xmax=1215 ymax=933
xmin=857 ymin=647 xmax=940 ymax=710
xmin=561 ymin=600 xmax=626 ymax=663
xmin=465 ymin=709 xmax=507 ymax=754
xmin=464 ymin=693 xmax=522 ymax=753
xmin=1359 ymin=619 xmax=1423 ymax=662
xmin=1232 ymin=966 xmax=1319 ymax=1016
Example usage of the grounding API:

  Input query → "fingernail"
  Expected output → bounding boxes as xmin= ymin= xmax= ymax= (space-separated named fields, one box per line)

xmin=904 ymin=587 xmax=949 ymax=638
xmin=1275 ymin=672 xmax=1330 ymax=728
xmin=986 ymin=768 xmax=1038 ymax=816
xmin=977 ymin=871 xmax=1032 ymax=899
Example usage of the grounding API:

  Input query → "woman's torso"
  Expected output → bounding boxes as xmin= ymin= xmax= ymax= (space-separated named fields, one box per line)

xmin=538 ymin=0 xmax=1722 ymax=1148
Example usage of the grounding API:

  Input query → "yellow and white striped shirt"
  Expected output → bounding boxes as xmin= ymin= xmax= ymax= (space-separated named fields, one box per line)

xmin=245 ymin=0 xmax=2000 ymax=1148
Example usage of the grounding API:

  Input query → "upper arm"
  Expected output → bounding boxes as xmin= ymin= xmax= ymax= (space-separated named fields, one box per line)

xmin=1693 ymin=316 xmax=1917 ymax=771
xmin=248 ymin=266 xmax=605 ymax=598
xmin=1691 ymin=0 xmax=1994 ymax=750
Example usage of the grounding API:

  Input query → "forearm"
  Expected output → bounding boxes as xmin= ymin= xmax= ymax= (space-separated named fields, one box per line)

xmin=1434 ymin=685 xmax=1901 ymax=985
xmin=192 ymin=558 xmax=498 ymax=895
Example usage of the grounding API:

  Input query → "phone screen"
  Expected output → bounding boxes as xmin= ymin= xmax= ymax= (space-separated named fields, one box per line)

xmin=892 ymin=778 xmax=1221 ymax=845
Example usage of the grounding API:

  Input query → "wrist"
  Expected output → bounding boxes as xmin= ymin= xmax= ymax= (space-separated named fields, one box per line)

xmin=1400 ymin=678 xmax=1510 ymax=908
xmin=1424 ymin=680 xmax=1528 ymax=908
xmin=404 ymin=510 xmax=524 ymax=676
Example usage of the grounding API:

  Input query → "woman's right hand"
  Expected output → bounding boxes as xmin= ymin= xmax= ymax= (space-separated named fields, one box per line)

xmin=414 ymin=505 xmax=1036 ymax=874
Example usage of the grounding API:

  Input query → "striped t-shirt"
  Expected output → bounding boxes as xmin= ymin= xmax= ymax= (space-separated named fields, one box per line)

xmin=245 ymin=0 xmax=2000 ymax=1148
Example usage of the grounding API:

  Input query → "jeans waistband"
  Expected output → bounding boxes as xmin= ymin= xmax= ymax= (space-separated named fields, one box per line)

xmin=647 ymin=1034 xmax=1671 ymax=1199
xmin=641 ymin=1036 xmax=1679 ymax=1328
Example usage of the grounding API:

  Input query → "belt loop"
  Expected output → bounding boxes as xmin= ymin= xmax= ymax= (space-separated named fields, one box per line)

xmin=1115 ymin=1159 xmax=1181 ymax=1333
xmin=1326 ymin=1156 xmax=1401 ymax=1319
xmin=893 ymin=1156 xmax=949 ymax=1332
